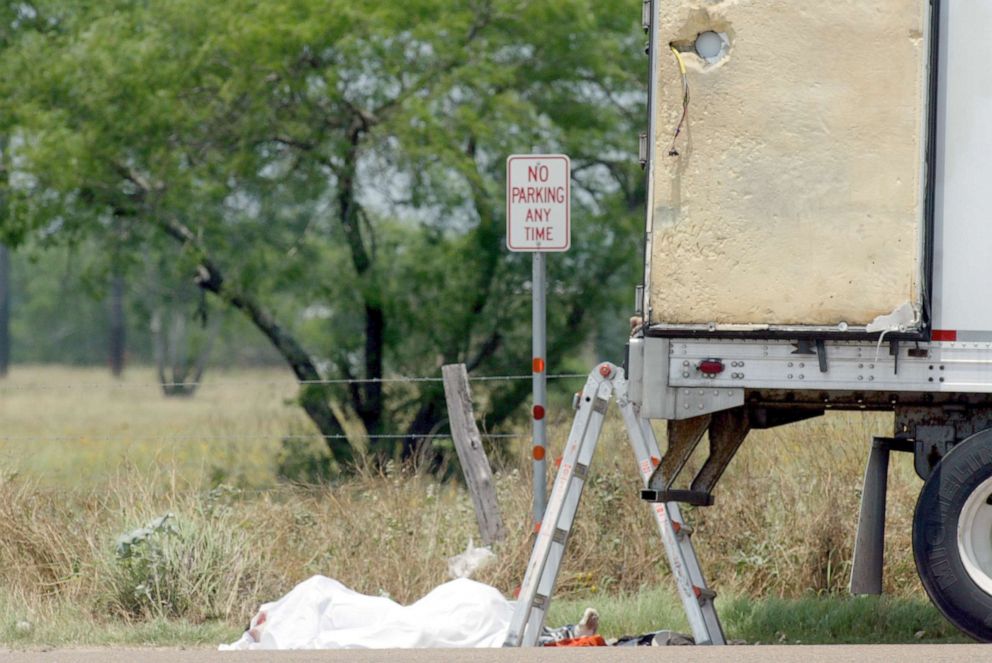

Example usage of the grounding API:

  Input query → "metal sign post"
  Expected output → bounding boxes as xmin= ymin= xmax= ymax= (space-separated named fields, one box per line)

xmin=506 ymin=154 xmax=570 ymax=526
xmin=531 ymin=252 xmax=547 ymax=524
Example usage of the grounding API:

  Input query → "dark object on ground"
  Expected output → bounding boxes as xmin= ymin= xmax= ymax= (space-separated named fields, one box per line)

xmin=611 ymin=630 xmax=694 ymax=646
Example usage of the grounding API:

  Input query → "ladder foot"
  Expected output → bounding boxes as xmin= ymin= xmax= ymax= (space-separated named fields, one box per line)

xmin=693 ymin=586 xmax=717 ymax=602
xmin=641 ymin=488 xmax=714 ymax=506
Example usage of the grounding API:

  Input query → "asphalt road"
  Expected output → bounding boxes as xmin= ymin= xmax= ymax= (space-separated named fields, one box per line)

xmin=1 ymin=646 xmax=986 ymax=662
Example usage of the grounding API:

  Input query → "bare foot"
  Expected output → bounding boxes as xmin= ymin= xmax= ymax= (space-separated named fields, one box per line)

xmin=248 ymin=610 xmax=267 ymax=642
xmin=577 ymin=607 xmax=599 ymax=637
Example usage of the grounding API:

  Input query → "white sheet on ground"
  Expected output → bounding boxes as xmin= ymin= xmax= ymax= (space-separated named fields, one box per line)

xmin=220 ymin=575 xmax=514 ymax=650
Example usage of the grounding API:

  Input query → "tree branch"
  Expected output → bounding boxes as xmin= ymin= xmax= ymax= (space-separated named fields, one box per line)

xmin=155 ymin=215 xmax=354 ymax=465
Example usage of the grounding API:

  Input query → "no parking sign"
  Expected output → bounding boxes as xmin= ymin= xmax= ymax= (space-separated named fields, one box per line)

xmin=506 ymin=155 xmax=570 ymax=252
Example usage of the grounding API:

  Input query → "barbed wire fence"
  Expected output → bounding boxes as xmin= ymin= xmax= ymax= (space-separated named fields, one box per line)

xmin=0 ymin=371 xmax=589 ymax=447
xmin=0 ymin=372 xmax=587 ymax=391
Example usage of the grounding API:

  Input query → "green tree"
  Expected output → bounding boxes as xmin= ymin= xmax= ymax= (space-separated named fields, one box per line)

xmin=0 ymin=0 xmax=646 ymax=466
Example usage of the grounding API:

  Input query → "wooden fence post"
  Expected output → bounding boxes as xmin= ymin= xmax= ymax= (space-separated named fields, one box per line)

xmin=442 ymin=363 xmax=506 ymax=545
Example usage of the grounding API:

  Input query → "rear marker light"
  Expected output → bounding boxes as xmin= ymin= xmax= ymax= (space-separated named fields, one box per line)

xmin=698 ymin=359 xmax=725 ymax=375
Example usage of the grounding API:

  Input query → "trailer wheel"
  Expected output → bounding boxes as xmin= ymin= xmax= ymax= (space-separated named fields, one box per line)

xmin=913 ymin=429 xmax=992 ymax=642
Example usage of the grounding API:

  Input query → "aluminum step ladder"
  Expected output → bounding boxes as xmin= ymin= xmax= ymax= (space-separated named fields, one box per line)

xmin=503 ymin=362 xmax=725 ymax=647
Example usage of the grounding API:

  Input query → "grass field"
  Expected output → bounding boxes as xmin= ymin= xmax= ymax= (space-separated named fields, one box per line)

xmin=0 ymin=366 xmax=965 ymax=646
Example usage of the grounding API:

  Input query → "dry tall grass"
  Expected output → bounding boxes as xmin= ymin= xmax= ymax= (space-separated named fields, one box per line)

xmin=0 ymin=366 xmax=926 ymax=631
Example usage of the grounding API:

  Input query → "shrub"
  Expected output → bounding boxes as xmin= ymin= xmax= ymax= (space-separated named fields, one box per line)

xmin=103 ymin=509 xmax=268 ymax=622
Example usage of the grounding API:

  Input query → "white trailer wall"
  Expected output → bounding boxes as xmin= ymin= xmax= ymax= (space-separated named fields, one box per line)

xmin=931 ymin=1 xmax=992 ymax=338
xmin=647 ymin=1 xmax=929 ymax=329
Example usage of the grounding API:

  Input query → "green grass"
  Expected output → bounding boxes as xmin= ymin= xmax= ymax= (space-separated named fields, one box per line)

xmin=551 ymin=590 xmax=969 ymax=644
xmin=0 ymin=598 xmax=240 ymax=648
xmin=0 ymin=590 xmax=966 ymax=647
xmin=0 ymin=365 xmax=307 ymax=488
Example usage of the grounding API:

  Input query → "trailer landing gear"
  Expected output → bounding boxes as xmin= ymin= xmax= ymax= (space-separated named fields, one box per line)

xmin=912 ymin=428 xmax=992 ymax=642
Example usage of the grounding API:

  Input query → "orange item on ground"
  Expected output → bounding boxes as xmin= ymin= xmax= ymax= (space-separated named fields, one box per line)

xmin=543 ymin=635 xmax=607 ymax=647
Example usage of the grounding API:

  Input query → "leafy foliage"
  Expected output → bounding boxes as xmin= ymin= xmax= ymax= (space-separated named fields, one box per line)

xmin=0 ymin=0 xmax=647 ymax=462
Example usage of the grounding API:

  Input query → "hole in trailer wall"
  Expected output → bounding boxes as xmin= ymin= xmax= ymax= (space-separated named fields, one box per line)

xmin=694 ymin=31 xmax=726 ymax=61
xmin=671 ymin=30 xmax=731 ymax=65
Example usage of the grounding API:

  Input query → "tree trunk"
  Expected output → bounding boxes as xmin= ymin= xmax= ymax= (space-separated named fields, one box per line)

xmin=336 ymin=129 xmax=386 ymax=438
xmin=109 ymin=273 xmax=125 ymax=377
xmin=0 ymin=244 xmax=9 ymax=377
xmin=359 ymin=302 xmax=384 ymax=436
xmin=403 ymin=389 xmax=445 ymax=470
xmin=151 ymin=304 xmax=221 ymax=397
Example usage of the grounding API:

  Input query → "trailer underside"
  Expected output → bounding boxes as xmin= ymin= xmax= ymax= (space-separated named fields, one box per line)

xmin=627 ymin=335 xmax=992 ymax=641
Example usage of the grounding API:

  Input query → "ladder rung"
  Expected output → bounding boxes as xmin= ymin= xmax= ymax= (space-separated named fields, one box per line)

xmin=641 ymin=488 xmax=714 ymax=506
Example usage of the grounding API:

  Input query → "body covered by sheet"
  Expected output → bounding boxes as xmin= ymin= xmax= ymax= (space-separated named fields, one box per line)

xmin=220 ymin=576 xmax=514 ymax=650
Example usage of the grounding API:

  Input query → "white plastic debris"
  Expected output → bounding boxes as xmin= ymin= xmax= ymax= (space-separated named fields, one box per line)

xmin=446 ymin=539 xmax=496 ymax=580
xmin=220 ymin=575 xmax=514 ymax=650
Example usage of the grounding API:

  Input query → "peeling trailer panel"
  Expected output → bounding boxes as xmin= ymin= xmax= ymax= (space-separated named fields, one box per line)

xmin=643 ymin=0 xmax=934 ymax=334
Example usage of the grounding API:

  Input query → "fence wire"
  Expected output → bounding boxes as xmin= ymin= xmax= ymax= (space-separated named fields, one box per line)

xmin=0 ymin=372 xmax=588 ymax=392
xmin=0 ymin=432 xmax=526 ymax=444
xmin=0 ymin=370 xmax=579 ymax=447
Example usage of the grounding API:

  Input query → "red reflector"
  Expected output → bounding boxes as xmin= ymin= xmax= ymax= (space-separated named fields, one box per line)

xmin=533 ymin=405 xmax=545 ymax=420
xmin=932 ymin=329 xmax=957 ymax=342
xmin=698 ymin=359 xmax=725 ymax=375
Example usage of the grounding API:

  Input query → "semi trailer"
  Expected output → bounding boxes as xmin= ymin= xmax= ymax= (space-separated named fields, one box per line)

xmin=507 ymin=0 xmax=992 ymax=646
xmin=630 ymin=0 xmax=992 ymax=643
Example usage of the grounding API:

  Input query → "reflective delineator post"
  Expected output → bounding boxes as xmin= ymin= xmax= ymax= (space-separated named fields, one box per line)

xmin=532 ymin=252 xmax=548 ymax=525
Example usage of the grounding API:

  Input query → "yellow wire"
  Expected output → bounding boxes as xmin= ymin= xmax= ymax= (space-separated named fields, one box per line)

xmin=667 ymin=46 xmax=690 ymax=156
xmin=670 ymin=45 xmax=686 ymax=76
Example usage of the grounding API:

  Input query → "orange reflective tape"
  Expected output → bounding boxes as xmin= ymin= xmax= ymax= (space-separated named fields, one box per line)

xmin=532 ymin=445 xmax=546 ymax=461
xmin=532 ymin=357 xmax=545 ymax=373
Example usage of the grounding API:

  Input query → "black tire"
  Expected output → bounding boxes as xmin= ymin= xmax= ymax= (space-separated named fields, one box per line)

xmin=913 ymin=428 xmax=992 ymax=642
